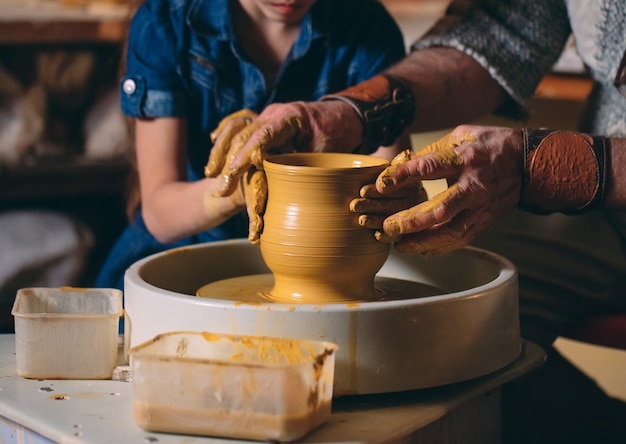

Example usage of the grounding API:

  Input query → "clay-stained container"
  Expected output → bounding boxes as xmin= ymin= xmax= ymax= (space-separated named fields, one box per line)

xmin=11 ymin=287 xmax=123 ymax=379
xmin=261 ymin=153 xmax=390 ymax=303
xmin=130 ymin=331 xmax=338 ymax=442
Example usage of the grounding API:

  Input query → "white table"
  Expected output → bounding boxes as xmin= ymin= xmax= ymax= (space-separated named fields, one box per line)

xmin=0 ymin=334 xmax=544 ymax=443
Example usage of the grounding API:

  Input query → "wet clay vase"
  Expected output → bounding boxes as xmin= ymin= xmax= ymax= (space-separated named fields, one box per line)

xmin=260 ymin=153 xmax=390 ymax=304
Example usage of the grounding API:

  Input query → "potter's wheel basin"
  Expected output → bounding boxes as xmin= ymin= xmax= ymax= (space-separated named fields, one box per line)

xmin=124 ymin=239 xmax=520 ymax=395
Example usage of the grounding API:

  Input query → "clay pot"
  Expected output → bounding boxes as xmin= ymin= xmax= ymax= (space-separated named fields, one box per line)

xmin=260 ymin=153 xmax=390 ymax=303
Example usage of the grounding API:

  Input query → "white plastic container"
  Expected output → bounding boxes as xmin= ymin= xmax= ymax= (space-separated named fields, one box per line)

xmin=130 ymin=331 xmax=338 ymax=442
xmin=11 ymin=287 xmax=123 ymax=379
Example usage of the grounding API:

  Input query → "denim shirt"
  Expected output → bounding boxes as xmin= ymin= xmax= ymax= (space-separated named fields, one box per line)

xmin=121 ymin=0 xmax=406 ymax=181
xmin=97 ymin=0 xmax=406 ymax=291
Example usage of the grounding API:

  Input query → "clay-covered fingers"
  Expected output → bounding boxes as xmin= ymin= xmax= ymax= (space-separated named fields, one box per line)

xmin=350 ymin=181 xmax=427 ymax=224
xmin=383 ymin=183 xmax=463 ymax=235
xmin=205 ymin=109 xmax=258 ymax=178
xmin=252 ymin=115 xmax=308 ymax=154
xmin=210 ymin=109 xmax=258 ymax=144
xmin=350 ymin=180 xmax=428 ymax=244
xmin=368 ymin=126 xmax=525 ymax=255
xmin=212 ymin=120 xmax=268 ymax=196
xmin=393 ymin=210 xmax=477 ymax=255
xmin=379 ymin=182 xmax=471 ymax=250
xmin=366 ymin=150 xmax=428 ymax=235
xmin=375 ymin=149 xmax=414 ymax=191
xmin=354 ymin=180 xmax=426 ymax=206
xmin=243 ymin=168 xmax=267 ymax=245
xmin=376 ymin=134 xmax=475 ymax=192
xmin=414 ymin=132 xmax=476 ymax=156
xmin=215 ymin=115 xmax=307 ymax=198
xmin=233 ymin=114 xmax=305 ymax=170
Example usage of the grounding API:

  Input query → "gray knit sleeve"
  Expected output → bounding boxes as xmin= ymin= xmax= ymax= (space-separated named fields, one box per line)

xmin=412 ymin=0 xmax=572 ymax=120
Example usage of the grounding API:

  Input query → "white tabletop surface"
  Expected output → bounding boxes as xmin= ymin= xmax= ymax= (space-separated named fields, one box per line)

xmin=0 ymin=334 xmax=544 ymax=443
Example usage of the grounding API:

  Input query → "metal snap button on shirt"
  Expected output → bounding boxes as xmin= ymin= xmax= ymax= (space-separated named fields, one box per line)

xmin=123 ymin=78 xmax=137 ymax=95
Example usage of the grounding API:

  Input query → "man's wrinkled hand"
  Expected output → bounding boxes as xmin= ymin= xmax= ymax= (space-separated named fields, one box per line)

xmin=350 ymin=150 xmax=428 ymax=243
xmin=371 ymin=125 xmax=523 ymax=255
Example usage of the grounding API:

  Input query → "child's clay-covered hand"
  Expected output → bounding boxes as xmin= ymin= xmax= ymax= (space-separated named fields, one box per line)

xmin=205 ymin=107 xmax=301 ymax=195
xmin=205 ymin=100 xmax=361 ymax=197
xmin=205 ymin=109 xmax=259 ymax=182
xmin=242 ymin=167 xmax=266 ymax=244
xmin=205 ymin=100 xmax=368 ymax=243
xmin=205 ymin=109 xmax=269 ymax=244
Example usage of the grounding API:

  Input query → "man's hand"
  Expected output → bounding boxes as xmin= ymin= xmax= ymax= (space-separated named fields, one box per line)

xmin=350 ymin=150 xmax=428 ymax=242
xmin=367 ymin=125 xmax=524 ymax=255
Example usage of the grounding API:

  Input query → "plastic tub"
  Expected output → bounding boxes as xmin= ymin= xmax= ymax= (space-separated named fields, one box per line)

xmin=130 ymin=331 xmax=338 ymax=442
xmin=11 ymin=287 xmax=123 ymax=379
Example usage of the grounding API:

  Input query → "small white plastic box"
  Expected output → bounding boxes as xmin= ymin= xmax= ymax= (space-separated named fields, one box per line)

xmin=11 ymin=287 xmax=123 ymax=379
xmin=130 ymin=331 xmax=338 ymax=442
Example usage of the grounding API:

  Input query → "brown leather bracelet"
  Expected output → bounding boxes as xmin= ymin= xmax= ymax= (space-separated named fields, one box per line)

xmin=320 ymin=74 xmax=415 ymax=154
xmin=519 ymin=129 xmax=609 ymax=215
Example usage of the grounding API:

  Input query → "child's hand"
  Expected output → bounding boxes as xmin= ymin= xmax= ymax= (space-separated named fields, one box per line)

xmin=243 ymin=168 xmax=267 ymax=244
xmin=205 ymin=109 xmax=259 ymax=181
xmin=207 ymin=100 xmax=366 ymax=201
xmin=205 ymin=109 xmax=269 ymax=244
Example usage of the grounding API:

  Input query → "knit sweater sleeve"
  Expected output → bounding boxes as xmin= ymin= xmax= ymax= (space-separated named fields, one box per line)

xmin=412 ymin=0 xmax=572 ymax=120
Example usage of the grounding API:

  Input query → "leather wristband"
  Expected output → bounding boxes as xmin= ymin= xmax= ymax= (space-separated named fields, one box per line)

xmin=320 ymin=74 xmax=415 ymax=154
xmin=519 ymin=129 xmax=609 ymax=215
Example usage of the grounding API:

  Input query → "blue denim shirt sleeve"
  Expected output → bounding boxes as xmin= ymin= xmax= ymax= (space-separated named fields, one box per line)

xmin=121 ymin=0 xmax=189 ymax=118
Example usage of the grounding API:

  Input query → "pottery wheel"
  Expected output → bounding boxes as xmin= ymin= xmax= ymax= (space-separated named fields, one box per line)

xmin=124 ymin=239 xmax=521 ymax=395
xmin=196 ymin=274 xmax=444 ymax=303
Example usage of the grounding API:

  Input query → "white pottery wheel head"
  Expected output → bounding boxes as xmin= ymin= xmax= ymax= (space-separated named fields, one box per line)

xmin=124 ymin=239 xmax=521 ymax=395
